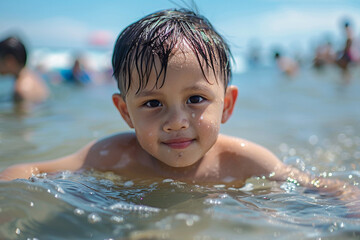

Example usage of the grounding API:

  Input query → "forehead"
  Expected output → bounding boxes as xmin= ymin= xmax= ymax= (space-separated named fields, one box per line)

xmin=124 ymin=40 xmax=225 ymax=97
xmin=169 ymin=40 xmax=197 ymax=61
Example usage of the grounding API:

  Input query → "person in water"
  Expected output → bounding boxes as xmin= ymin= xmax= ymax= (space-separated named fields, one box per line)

xmin=0 ymin=36 xmax=49 ymax=103
xmin=274 ymin=51 xmax=299 ymax=77
xmin=61 ymin=55 xmax=92 ymax=85
xmin=313 ymin=41 xmax=336 ymax=69
xmin=336 ymin=21 xmax=354 ymax=71
xmin=0 ymin=9 xmax=359 ymax=208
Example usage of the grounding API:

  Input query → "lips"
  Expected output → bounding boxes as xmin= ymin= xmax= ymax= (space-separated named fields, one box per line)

xmin=163 ymin=138 xmax=194 ymax=149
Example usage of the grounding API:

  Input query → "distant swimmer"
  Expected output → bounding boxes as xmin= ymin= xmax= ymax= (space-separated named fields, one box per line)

xmin=274 ymin=52 xmax=299 ymax=77
xmin=60 ymin=56 xmax=92 ymax=85
xmin=336 ymin=21 xmax=354 ymax=71
xmin=0 ymin=36 xmax=49 ymax=103
xmin=313 ymin=41 xmax=335 ymax=69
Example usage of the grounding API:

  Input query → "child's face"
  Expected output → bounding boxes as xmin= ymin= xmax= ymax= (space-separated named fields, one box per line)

xmin=0 ymin=56 xmax=17 ymax=75
xmin=114 ymin=45 xmax=230 ymax=168
xmin=0 ymin=57 xmax=8 ymax=75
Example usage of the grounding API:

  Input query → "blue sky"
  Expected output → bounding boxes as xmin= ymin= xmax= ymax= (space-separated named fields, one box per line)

xmin=0 ymin=0 xmax=359 ymax=64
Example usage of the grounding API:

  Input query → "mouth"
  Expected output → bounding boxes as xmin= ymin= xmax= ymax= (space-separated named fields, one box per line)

xmin=162 ymin=138 xmax=194 ymax=149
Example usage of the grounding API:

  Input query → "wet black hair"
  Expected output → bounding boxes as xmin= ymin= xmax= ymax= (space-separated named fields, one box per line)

xmin=112 ymin=8 xmax=232 ymax=98
xmin=0 ymin=37 xmax=27 ymax=67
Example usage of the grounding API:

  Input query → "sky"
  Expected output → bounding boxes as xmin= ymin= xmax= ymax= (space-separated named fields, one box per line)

xmin=0 ymin=0 xmax=359 ymax=69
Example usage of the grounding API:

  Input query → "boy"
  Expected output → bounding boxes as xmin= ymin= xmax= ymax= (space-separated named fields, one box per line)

xmin=0 ymin=36 xmax=49 ymax=103
xmin=0 ymin=9 xmax=359 ymax=207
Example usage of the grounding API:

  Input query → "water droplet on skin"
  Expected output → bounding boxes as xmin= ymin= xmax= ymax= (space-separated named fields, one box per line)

xmin=100 ymin=150 xmax=109 ymax=156
xmin=223 ymin=176 xmax=235 ymax=182
xmin=240 ymin=143 xmax=246 ymax=147
xmin=200 ymin=115 xmax=204 ymax=120
xmin=192 ymin=113 xmax=195 ymax=118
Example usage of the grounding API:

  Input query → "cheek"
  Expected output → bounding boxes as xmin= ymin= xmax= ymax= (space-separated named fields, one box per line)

xmin=135 ymin=126 xmax=158 ymax=150
xmin=131 ymin=110 xmax=156 ymax=132
xmin=196 ymin=110 xmax=221 ymax=138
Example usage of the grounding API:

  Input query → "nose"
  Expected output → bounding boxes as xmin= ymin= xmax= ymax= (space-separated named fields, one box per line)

xmin=163 ymin=107 xmax=189 ymax=132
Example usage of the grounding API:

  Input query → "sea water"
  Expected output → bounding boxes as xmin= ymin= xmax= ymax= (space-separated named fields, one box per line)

xmin=0 ymin=65 xmax=360 ymax=239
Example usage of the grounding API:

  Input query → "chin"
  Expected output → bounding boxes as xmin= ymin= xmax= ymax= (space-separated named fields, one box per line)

xmin=161 ymin=158 xmax=200 ymax=168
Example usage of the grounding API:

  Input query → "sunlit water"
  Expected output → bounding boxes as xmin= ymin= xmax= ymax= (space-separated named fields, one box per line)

xmin=1 ymin=66 xmax=360 ymax=239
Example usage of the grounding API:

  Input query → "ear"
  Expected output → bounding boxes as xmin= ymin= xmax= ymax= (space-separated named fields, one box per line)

xmin=221 ymin=85 xmax=238 ymax=123
xmin=112 ymin=93 xmax=134 ymax=128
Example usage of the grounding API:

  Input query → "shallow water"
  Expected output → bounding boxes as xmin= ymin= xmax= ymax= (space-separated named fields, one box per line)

xmin=1 ymin=66 xmax=360 ymax=239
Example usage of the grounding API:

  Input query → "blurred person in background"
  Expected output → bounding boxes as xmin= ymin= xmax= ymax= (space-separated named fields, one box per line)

xmin=274 ymin=51 xmax=299 ymax=77
xmin=335 ymin=20 xmax=359 ymax=83
xmin=61 ymin=55 xmax=92 ymax=85
xmin=313 ymin=41 xmax=336 ymax=69
xmin=336 ymin=20 xmax=355 ymax=71
xmin=0 ymin=36 xmax=49 ymax=103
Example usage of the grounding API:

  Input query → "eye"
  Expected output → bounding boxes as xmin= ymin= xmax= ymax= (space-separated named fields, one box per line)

xmin=187 ymin=95 xmax=205 ymax=104
xmin=145 ymin=100 xmax=162 ymax=108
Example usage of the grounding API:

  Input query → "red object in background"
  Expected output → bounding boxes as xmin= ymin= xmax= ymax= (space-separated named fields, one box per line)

xmin=88 ymin=30 xmax=112 ymax=47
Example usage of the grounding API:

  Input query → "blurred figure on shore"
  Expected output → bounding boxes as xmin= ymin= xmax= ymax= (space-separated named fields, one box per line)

xmin=313 ymin=41 xmax=335 ymax=69
xmin=0 ymin=36 xmax=49 ymax=103
xmin=274 ymin=51 xmax=299 ymax=77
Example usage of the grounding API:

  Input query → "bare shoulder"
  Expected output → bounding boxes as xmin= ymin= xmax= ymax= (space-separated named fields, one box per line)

xmin=83 ymin=132 xmax=140 ymax=171
xmin=216 ymin=134 xmax=285 ymax=178
xmin=15 ymin=68 xmax=49 ymax=102
xmin=91 ymin=132 xmax=137 ymax=149
xmin=217 ymin=134 xmax=276 ymax=157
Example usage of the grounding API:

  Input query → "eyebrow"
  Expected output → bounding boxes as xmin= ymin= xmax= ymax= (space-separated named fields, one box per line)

xmin=136 ymin=89 xmax=163 ymax=98
xmin=136 ymin=82 xmax=216 ymax=98
xmin=183 ymin=84 xmax=214 ymax=93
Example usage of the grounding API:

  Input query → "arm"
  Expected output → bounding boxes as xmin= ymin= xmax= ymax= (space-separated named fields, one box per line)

xmin=233 ymin=137 xmax=360 ymax=207
xmin=0 ymin=141 xmax=94 ymax=181
xmin=274 ymin=165 xmax=360 ymax=202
